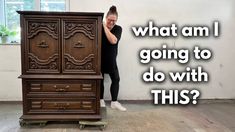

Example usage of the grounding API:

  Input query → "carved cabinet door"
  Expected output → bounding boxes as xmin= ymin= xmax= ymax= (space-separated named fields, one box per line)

xmin=25 ymin=18 xmax=60 ymax=73
xmin=62 ymin=19 xmax=98 ymax=74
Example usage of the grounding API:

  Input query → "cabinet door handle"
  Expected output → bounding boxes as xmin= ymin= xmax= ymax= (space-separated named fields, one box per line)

xmin=74 ymin=41 xmax=85 ymax=48
xmin=37 ymin=40 xmax=49 ymax=48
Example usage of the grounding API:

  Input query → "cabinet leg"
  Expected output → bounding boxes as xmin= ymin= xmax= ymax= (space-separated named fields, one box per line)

xmin=19 ymin=120 xmax=26 ymax=127
xmin=79 ymin=124 xmax=85 ymax=129
xmin=19 ymin=120 xmax=47 ymax=127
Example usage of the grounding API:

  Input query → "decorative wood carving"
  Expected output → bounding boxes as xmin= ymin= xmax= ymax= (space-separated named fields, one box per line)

xmin=28 ymin=53 xmax=58 ymax=69
xmin=64 ymin=53 xmax=94 ymax=70
xmin=64 ymin=22 xmax=95 ymax=39
xmin=31 ymin=101 xmax=42 ymax=109
xmin=28 ymin=21 xmax=58 ymax=39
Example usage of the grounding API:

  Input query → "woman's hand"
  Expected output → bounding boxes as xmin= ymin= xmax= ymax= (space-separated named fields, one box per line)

xmin=103 ymin=22 xmax=118 ymax=44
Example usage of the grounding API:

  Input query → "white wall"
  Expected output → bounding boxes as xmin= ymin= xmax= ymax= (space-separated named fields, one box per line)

xmin=70 ymin=0 xmax=235 ymax=100
xmin=0 ymin=45 xmax=21 ymax=101
xmin=0 ymin=0 xmax=235 ymax=101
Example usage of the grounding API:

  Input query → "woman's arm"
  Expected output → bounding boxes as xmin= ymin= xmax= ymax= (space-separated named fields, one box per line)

xmin=103 ymin=23 xmax=118 ymax=45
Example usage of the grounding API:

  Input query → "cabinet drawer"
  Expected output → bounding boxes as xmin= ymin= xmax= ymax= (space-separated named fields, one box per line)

xmin=27 ymin=98 xmax=97 ymax=114
xmin=27 ymin=80 xmax=96 ymax=94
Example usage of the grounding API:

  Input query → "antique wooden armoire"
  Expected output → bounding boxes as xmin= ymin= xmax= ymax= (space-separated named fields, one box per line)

xmin=17 ymin=11 xmax=103 ymax=122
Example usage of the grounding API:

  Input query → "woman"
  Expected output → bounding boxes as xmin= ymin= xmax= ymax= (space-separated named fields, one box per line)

xmin=100 ymin=5 xmax=126 ymax=111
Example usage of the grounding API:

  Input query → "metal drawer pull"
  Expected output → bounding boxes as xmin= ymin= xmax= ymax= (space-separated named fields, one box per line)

xmin=54 ymin=85 xmax=70 ymax=92
xmin=74 ymin=40 xmax=85 ymax=48
xmin=54 ymin=103 xmax=70 ymax=109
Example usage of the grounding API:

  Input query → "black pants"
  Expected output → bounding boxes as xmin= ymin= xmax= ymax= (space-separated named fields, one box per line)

xmin=100 ymin=68 xmax=120 ymax=101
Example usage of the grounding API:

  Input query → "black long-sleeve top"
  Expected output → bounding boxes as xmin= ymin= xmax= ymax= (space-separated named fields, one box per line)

xmin=101 ymin=25 xmax=122 ymax=73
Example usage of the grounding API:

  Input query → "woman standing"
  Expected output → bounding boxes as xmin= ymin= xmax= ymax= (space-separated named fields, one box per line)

xmin=100 ymin=5 xmax=126 ymax=111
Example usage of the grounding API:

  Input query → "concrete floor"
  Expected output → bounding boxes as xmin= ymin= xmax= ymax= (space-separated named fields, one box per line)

xmin=0 ymin=101 xmax=235 ymax=132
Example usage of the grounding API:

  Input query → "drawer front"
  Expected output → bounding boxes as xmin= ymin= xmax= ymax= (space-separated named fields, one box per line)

xmin=27 ymin=98 xmax=97 ymax=114
xmin=27 ymin=80 xmax=96 ymax=94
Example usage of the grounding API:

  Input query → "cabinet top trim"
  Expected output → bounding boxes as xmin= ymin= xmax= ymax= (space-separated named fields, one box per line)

xmin=18 ymin=74 xmax=103 ymax=79
xmin=17 ymin=11 xmax=104 ymax=17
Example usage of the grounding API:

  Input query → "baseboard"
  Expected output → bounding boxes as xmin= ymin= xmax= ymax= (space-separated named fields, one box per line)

xmin=0 ymin=101 xmax=22 ymax=104
xmin=197 ymin=99 xmax=235 ymax=104
xmin=0 ymin=99 xmax=234 ymax=104
xmin=104 ymin=99 xmax=235 ymax=104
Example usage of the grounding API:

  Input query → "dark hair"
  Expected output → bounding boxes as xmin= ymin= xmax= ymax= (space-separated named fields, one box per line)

xmin=107 ymin=5 xmax=118 ymax=17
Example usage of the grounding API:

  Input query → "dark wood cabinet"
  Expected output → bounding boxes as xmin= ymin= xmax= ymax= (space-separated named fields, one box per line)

xmin=18 ymin=11 xmax=103 ymax=121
